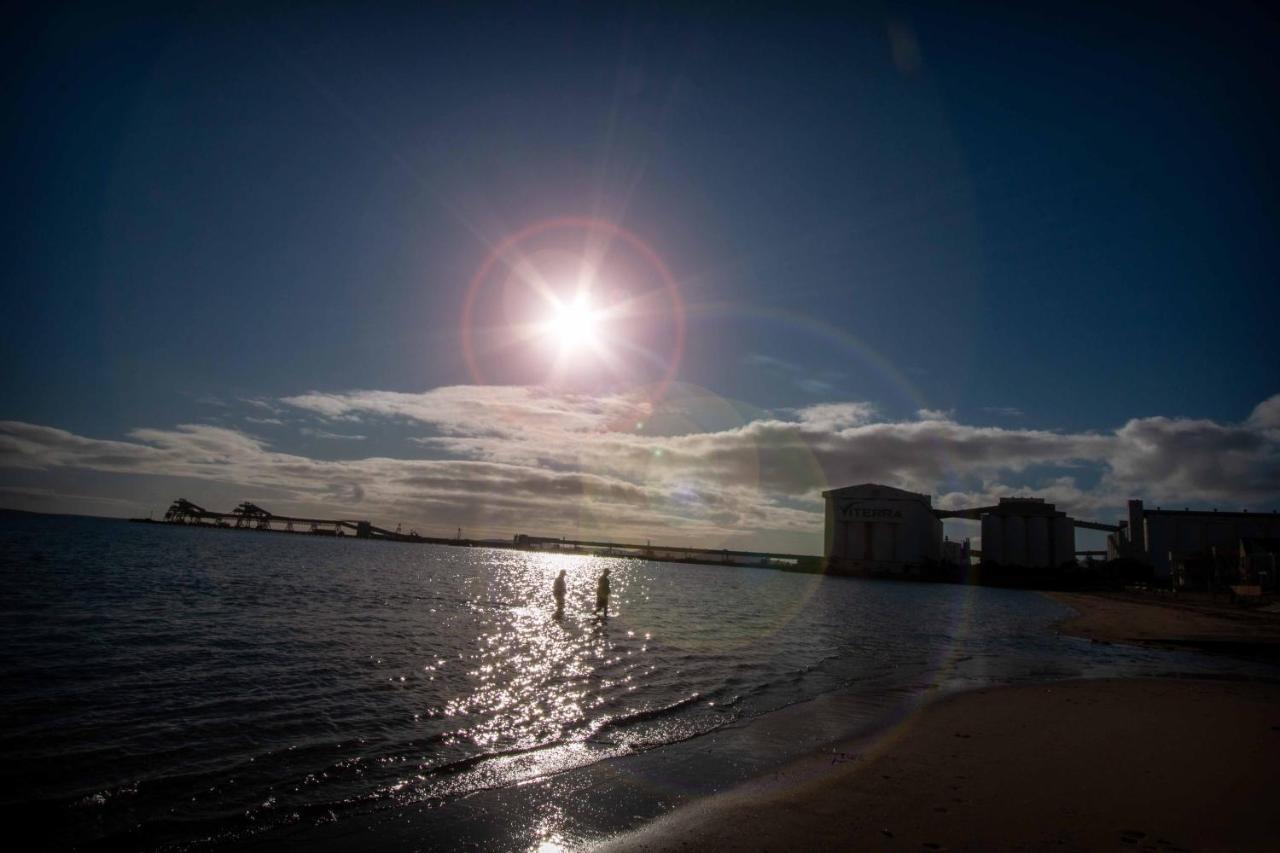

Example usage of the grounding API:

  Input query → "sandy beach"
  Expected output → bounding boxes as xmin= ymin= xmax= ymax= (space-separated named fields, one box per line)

xmin=597 ymin=593 xmax=1280 ymax=853
xmin=1049 ymin=591 xmax=1280 ymax=661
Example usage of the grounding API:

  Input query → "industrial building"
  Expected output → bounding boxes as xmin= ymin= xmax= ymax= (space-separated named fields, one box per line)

xmin=1109 ymin=499 xmax=1280 ymax=582
xmin=941 ymin=537 xmax=971 ymax=566
xmin=974 ymin=498 xmax=1076 ymax=569
xmin=821 ymin=484 xmax=943 ymax=575
xmin=823 ymin=484 xmax=1280 ymax=587
xmin=823 ymin=485 xmax=1104 ymax=576
xmin=936 ymin=496 xmax=1098 ymax=570
xmin=1240 ymin=539 xmax=1280 ymax=589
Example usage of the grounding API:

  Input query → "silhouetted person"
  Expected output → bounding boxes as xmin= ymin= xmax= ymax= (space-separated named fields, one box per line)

xmin=595 ymin=568 xmax=611 ymax=617
xmin=552 ymin=569 xmax=566 ymax=618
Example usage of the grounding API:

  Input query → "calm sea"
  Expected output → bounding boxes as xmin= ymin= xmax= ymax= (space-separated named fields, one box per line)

xmin=1 ymin=512 xmax=1269 ymax=851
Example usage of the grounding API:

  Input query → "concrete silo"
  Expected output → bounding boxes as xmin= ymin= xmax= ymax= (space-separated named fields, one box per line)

xmin=1004 ymin=515 xmax=1028 ymax=566
xmin=1051 ymin=515 xmax=1075 ymax=567
xmin=981 ymin=514 xmax=1005 ymax=565
xmin=967 ymin=497 xmax=1078 ymax=571
xmin=1026 ymin=515 xmax=1051 ymax=568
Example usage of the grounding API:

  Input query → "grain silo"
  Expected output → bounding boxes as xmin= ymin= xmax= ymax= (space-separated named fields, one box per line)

xmin=1004 ymin=514 xmax=1028 ymax=566
xmin=981 ymin=514 xmax=1005 ymax=565
xmin=966 ymin=497 xmax=1077 ymax=570
xmin=1051 ymin=515 xmax=1075 ymax=567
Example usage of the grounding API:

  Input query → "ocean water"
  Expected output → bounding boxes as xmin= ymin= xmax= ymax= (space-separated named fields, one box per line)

xmin=1 ymin=512 xmax=1270 ymax=851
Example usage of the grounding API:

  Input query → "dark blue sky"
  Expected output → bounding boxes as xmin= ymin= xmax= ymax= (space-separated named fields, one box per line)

xmin=2 ymin=2 xmax=1277 ymax=539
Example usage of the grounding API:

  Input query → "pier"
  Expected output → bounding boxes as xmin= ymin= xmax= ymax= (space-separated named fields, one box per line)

xmin=512 ymin=534 xmax=817 ymax=569
xmin=136 ymin=498 xmax=474 ymax=544
xmin=132 ymin=498 xmax=823 ymax=570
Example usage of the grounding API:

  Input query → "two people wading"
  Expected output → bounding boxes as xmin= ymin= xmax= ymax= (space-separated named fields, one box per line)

xmin=551 ymin=567 xmax=611 ymax=619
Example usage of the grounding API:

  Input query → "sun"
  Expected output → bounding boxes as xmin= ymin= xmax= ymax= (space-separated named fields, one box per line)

xmin=542 ymin=293 xmax=602 ymax=354
xmin=460 ymin=218 xmax=686 ymax=393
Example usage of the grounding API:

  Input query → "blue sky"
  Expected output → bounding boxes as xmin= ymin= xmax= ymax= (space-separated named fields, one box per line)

xmin=2 ymin=2 xmax=1277 ymax=552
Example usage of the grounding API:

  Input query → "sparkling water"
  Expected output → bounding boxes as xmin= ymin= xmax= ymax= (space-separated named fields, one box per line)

xmin=1 ymin=512 xmax=1267 ymax=850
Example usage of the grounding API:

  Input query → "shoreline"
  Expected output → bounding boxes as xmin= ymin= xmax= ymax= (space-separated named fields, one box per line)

xmin=590 ymin=592 xmax=1280 ymax=852
xmin=594 ymin=676 xmax=1280 ymax=852
xmin=1048 ymin=589 xmax=1280 ymax=662
xmin=236 ymin=589 xmax=1280 ymax=852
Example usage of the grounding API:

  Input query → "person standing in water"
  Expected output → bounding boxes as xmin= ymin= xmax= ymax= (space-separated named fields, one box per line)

xmin=552 ymin=569 xmax=566 ymax=619
xmin=594 ymin=568 xmax=611 ymax=617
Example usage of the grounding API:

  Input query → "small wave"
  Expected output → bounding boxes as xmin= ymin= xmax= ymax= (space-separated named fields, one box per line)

xmin=74 ymin=781 xmax=138 ymax=808
xmin=592 ymin=693 xmax=702 ymax=733
xmin=416 ymin=737 xmax=567 ymax=779
xmin=382 ymin=693 xmax=711 ymax=787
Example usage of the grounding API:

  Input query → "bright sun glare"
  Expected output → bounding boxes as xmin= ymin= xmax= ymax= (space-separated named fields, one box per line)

xmin=543 ymin=293 xmax=601 ymax=353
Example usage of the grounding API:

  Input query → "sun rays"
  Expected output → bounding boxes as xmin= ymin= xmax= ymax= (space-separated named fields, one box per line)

xmin=460 ymin=218 xmax=686 ymax=395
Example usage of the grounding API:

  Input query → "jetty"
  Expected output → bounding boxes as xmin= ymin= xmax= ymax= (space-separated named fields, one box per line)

xmin=133 ymin=498 xmax=471 ymax=544
xmin=131 ymin=498 xmax=821 ymax=569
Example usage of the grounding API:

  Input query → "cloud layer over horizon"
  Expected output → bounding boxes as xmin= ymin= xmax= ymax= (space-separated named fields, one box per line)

xmin=2 ymin=385 xmax=1278 ymax=551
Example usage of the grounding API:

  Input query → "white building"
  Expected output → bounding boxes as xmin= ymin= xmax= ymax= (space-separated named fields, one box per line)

xmin=822 ymin=483 xmax=942 ymax=574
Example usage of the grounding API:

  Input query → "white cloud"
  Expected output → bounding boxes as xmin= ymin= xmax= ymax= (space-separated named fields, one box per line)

xmin=301 ymin=428 xmax=367 ymax=441
xmin=241 ymin=398 xmax=284 ymax=414
xmin=1246 ymin=394 xmax=1280 ymax=432
xmin=792 ymin=402 xmax=878 ymax=430
xmin=282 ymin=386 xmax=650 ymax=437
xmin=1103 ymin=409 xmax=1280 ymax=505
xmin=2 ymin=389 xmax=1278 ymax=550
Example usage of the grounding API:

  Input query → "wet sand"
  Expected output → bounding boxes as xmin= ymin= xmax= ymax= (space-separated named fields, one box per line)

xmin=597 ymin=593 xmax=1280 ymax=852
xmin=1049 ymin=590 xmax=1280 ymax=661
xmin=596 ymin=677 xmax=1280 ymax=852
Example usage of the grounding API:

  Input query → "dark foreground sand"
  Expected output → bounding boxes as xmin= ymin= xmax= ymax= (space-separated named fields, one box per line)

xmin=596 ymin=678 xmax=1280 ymax=852
xmin=597 ymin=593 xmax=1280 ymax=852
